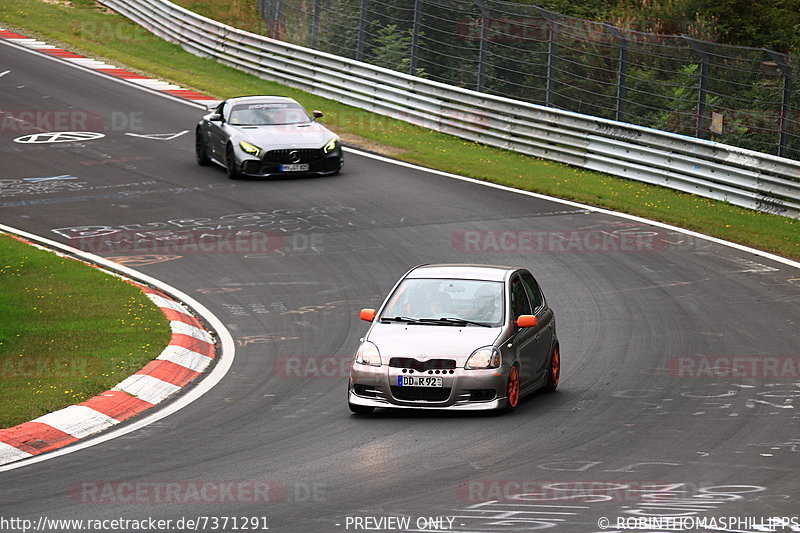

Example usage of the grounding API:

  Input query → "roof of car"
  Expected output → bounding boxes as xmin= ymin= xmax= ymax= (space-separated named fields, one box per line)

xmin=227 ymin=95 xmax=297 ymax=105
xmin=406 ymin=264 xmax=518 ymax=282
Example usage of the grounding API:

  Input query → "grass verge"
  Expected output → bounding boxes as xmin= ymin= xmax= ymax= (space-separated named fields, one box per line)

xmin=0 ymin=233 xmax=171 ymax=428
xmin=0 ymin=0 xmax=797 ymax=261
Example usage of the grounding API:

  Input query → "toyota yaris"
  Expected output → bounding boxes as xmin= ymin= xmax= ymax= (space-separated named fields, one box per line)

xmin=195 ymin=95 xmax=343 ymax=179
xmin=348 ymin=264 xmax=560 ymax=414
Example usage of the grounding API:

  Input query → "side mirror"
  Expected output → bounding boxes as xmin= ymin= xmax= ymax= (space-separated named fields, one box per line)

xmin=312 ymin=110 xmax=324 ymax=120
xmin=360 ymin=308 xmax=377 ymax=322
xmin=208 ymin=113 xmax=223 ymax=122
xmin=516 ymin=315 xmax=537 ymax=328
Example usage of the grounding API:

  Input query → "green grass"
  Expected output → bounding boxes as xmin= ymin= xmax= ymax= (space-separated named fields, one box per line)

xmin=0 ymin=0 xmax=797 ymax=261
xmin=0 ymin=234 xmax=171 ymax=428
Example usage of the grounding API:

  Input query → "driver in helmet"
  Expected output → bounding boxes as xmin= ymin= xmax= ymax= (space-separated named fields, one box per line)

xmin=472 ymin=284 xmax=500 ymax=323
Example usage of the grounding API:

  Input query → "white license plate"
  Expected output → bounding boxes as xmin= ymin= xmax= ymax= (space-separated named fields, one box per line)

xmin=397 ymin=375 xmax=443 ymax=387
xmin=280 ymin=163 xmax=310 ymax=172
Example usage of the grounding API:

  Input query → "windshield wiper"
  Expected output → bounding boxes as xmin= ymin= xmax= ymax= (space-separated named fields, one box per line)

xmin=380 ymin=316 xmax=422 ymax=323
xmin=419 ymin=317 xmax=492 ymax=328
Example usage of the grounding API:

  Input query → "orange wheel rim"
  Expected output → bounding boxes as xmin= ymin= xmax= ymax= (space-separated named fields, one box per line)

xmin=507 ymin=367 xmax=520 ymax=407
xmin=552 ymin=347 xmax=560 ymax=386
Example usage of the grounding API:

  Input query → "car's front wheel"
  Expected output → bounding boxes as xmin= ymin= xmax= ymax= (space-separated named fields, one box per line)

xmin=503 ymin=365 xmax=520 ymax=412
xmin=543 ymin=346 xmax=560 ymax=392
xmin=195 ymin=128 xmax=211 ymax=166
xmin=226 ymin=144 xmax=242 ymax=179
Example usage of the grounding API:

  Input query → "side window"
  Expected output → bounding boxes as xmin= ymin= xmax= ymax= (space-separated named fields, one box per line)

xmin=510 ymin=277 xmax=532 ymax=319
xmin=520 ymin=272 xmax=544 ymax=311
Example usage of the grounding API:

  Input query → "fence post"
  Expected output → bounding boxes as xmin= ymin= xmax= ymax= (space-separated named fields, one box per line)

xmin=535 ymin=8 xmax=557 ymax=108
xmin=473 ymin=0 xmax=490 ymax=92
xmin=356 ymin=0 xmax=367 ymax=61
xmin=310 ymin=0 xmax=321 ymax=49
xmin=605 ymin=24 xmax=628 ymax=122
xmin=409 ymin=0 xmax=422 ymax=75
xmin=683 ymin=36 xmax=709 ymax=139
xmin=767 ymin=49 xmax=793 ymax=158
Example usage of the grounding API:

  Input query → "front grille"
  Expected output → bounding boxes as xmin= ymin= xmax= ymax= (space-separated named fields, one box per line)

xmin=389 ymin=358 xmax=456 ymax=372
xmin=263 ymin=148 xmax=323 ymax=163
xmin=390 ymin=386 xmax=451 ymax=402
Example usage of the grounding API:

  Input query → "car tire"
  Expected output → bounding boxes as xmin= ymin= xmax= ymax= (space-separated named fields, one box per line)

xmin=348 ymin=402 xmax=375 ymax=415
xmin=503 ymin=365 xmax=520 ymax=412
xmin=542 ymin=345 xmax=560 ymax=392
xmin=195 ymin=128 xmax=211 ymax=166
xmin=226 ymin=144 xmax=242 ymax=180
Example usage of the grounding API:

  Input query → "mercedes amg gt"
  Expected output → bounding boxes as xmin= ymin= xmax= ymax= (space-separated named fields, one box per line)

xmin=195 ymin=95 xmax=343 ymax=179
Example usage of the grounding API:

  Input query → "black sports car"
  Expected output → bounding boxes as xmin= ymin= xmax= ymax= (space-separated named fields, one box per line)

xmin=195 ymin=95 xmax=343 ymax=179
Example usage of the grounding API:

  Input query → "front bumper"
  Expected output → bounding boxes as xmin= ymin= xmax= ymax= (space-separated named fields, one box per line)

xmin=349 ymin=363 xmax=509 ymax=411
xmin=238 ymin=147 xmax=343 ymax=177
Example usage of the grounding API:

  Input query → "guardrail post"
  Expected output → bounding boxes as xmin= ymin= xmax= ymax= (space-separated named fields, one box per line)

xmin=409 ymin=0 xmax=422 ymax=75
xmin=683 ymin=36 xmax=709 ymax=139
xmin=605 ymin=24 xmax=628 ymax=122
xmin=766 ymin=49 xmax=793 ymax=158
xmin=474 ymin=0 xmax=490 ymax=92
xmin=356 ymin=0 xmax=367 ymax=61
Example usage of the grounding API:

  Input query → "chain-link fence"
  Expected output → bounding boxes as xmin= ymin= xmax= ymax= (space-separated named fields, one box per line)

xmin=257 ymin=0 xmax=799 ymax=160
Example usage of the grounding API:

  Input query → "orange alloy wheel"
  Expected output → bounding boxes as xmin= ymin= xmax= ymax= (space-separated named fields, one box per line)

xmin=551 ymin=347 xmax=560 ymax=387
xmin=507 ymin=366 xmax=520 ymax=408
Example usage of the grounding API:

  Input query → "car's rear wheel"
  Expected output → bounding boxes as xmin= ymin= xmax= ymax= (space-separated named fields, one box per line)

xmin=226 ymin=145 xmax=242 ymax=179
xmin=504 ymin=365 xmax=520 ymax=412
xmin=195 ymin=128 xmax=211 ymax=166
xmin=543 ymin=346 xmax=560 ymax=392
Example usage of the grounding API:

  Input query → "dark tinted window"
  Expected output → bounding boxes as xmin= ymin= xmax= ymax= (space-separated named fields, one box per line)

xmin=510 ymin=277 xmax=532 ymax=319
xmin=520 ymin=272 xmax=544 ymax=310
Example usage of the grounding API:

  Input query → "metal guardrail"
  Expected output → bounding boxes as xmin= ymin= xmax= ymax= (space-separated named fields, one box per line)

xmin=99 ymin=0 xmax=800 ymax=218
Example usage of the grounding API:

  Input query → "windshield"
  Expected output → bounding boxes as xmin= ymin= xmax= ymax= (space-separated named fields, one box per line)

xmin=380 ymin=278 xmax=504 ymax=325
xmin=228 ymin=102 xmax=311 ymax=126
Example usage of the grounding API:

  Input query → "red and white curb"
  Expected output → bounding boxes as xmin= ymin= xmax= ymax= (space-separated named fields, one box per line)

xmin=0 ymin=28 xmax=219 ymax=107
xmin=0 ymin=236 xmax=218 ymax=466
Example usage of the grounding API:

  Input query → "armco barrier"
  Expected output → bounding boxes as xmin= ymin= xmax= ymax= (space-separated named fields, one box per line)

xmin=99 ymin=0 xmax=800 ymax=218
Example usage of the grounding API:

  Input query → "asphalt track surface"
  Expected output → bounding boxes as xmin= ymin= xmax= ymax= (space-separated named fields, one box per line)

xmin=2 ymin=38 xmax=800 ymax=533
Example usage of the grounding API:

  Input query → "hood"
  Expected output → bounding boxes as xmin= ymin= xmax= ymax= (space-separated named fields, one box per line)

xmin=367 ymin=323 xmax=502 ymax=365
xmin=233 ymin=122 xmax=333 ymax=149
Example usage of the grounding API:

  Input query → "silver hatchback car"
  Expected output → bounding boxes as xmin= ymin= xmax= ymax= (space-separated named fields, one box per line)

xmin=347 ymin=264 xmax=560 ymax=414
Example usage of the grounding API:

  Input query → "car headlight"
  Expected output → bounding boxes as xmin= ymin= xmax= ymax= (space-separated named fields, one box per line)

xmin=465 ymin=346 xmax=501 ymax=369
xmin=323 ymin=137 xmax=340 ymax=154
xmin=354 ymin=341 xmax=381 ymax=366
xmin=239 ymin=140 xmax=262 ymax=157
